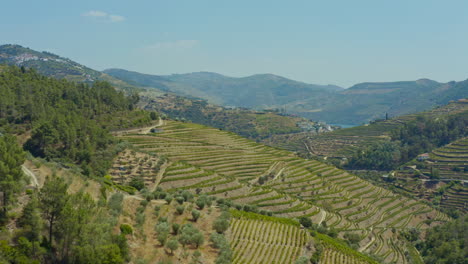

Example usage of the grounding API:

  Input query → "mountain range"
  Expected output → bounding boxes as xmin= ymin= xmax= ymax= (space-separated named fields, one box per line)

xmin=1 ymin=44 xmax=466 ymax=125
xmin=104 ymin=68 xmax=468 ymax=125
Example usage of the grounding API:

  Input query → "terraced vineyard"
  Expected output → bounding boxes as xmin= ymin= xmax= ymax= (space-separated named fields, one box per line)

xmin=423 ymin=137 xmax=468 ymax=180
xmin=272 ymin=99 xmax=468 ymax=159
xmin=117 ymin=120 xmax=450 ymax=263
xmin=228 ymin=214 xmax=309 ymax=264
xmin=393 ymin=137 xmax=468 ymax=213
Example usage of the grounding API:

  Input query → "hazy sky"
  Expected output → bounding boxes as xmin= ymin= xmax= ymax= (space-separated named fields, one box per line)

xmin=2 ymin=0 xmax=468 ymax=87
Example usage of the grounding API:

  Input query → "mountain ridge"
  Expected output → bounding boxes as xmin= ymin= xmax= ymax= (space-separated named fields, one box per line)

xmin=1 ymin=44 xmax=467 ymax=124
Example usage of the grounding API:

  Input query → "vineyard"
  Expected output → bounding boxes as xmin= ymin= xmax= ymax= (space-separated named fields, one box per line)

xmin=116 ymin=120 xmax=450 ymax=263
xmin=278 ymin=99 xmax=468 ymax=159
xmin=228 ymin=212 xmax=309 ymax=264
xmin=423 ymin=137 xmax=468 ymax=180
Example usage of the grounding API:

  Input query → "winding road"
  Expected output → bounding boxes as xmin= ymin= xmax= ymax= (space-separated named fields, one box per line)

xmin=21 ymin=165 xmax=39 ymax=187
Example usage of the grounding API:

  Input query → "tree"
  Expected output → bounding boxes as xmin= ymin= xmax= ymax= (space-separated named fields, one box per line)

xmin=165 ymin=239 xmax=178 ymax=255
xmin=299 ymin=217 xmax=312 ymax=228
xmin=55 ymin=191 xmax=96 ymax=261
xmin=192 ymin=209 xmax=201 ymax=222
xmin=18 ymin=193 xmax=42 ymax=242
xmin=39 ymin=176 xmax=69 ymax=246
xmin=0 ymin=134 xmax=26 ymax=222
xmin=195 ymin=198 xmax=205 ymax=210
xmin=192 ymin=232 xmax=204 ymax=248
xmin=171 ymin=223 xmax=180 ymax=235
xmin=179 ymin=224 xmax=204 ymax=248
xmin=176 ymin=205 xmax=185 ymax=215
xmin=213 ymin=217 xmax=229 ymax=234
xmin=155 ymin=222 xmax=170 ymax=246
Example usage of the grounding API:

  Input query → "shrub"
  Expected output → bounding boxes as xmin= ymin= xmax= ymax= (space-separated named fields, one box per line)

xmin=120 ymin=224 xmax=133 ymax=235
xmin=299 ymin=217 xmax=312 ymax=228
xmin=176 ymin=205 xmax=185 ymax=215
xmin=175 ymin=196 xmax=185 ymax=205
xmin=213 ymin=217 xmax=229 ymax=234
xmin=192 ymin=209 xmax=201 ymax=222
xmin=196 ymin=199 xmax=205 ymax=210
xmin=295 ymin=256 xmax=309 ymax=264
xmin=172 ymin=223 xmax=180 ymax=235
xmin=164 ymin=195 xmax=173 ymax=204
xmin=129 ymin=177 xmax=145 ymax=191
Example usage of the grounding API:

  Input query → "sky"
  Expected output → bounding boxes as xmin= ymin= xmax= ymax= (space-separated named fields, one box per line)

xmin=1 ymin=0 xmax=468 ymax=87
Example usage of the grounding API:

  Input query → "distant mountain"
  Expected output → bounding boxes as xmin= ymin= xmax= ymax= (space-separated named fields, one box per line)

xmin=103 ymin=68 xmax=343 ymax=108
xmin=105 ymin=68 xmax=468 ymax=124
xmin=0 ymin=44 xmax=144 ymax=92
xmin=2 ymin=44 xmax=466 ymax=125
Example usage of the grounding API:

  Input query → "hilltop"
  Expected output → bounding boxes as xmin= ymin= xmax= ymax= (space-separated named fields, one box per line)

xmin=103 ymin=68 xmax=342 ymax=109
xmin=104 ymin=68 xmax=468 ymax=125
xmin=0 ymin=44 xmax=145 ymax=92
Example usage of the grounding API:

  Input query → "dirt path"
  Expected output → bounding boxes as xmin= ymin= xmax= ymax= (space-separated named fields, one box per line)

xmin=113 ymin=117 xmax=166 ymax=136
xmin=151 ymin=161 xmax=171 ymax=192
xmin=22 ymin=165 xmax=39 ymax=187
xmin=318 ymin=210 xmax=327 ymax=225
xmin=272 ymin=167 xmax=286 ymax=181
xmin=359 ymin=231 xmax=375 ymax=252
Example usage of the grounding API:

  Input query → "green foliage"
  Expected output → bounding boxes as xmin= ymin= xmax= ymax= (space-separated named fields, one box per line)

xmin=391 ymin=114 xmax=467 ymax=162
xmin=0 ymin=66 xmax=146 ymax=177
xmin=178 ymin=224 xmax=204 ymax=248
xmin=155 ymin=222 xmax=170 ymax=246
xmin=191 ymin=209 xmax=201 ymax=222
xmin=18 ymin=193 xmax=42 ymax=242
xmin=294 ymin=256 xmax=309 ymax=264
xmin=120 ymin=224 xmax=133 ymax=235
xmin=175 ymin=205 xmax=185 ymax=215
xmin=128 ymin=176 xmax=145 ymax=191
xmin=165 ymin=239 xmax=178 ymax=254
xmin=39 ymin=176 xmax=69 ymax=245
xmin=213 ymin=212 xmax=230 ymax=234
xmin=171 ymin=223 xmax=180 ymax=235
xmin=299 ymin=216 xmax=312 ymax=228
xmin=4 ymin=174 xmax=130 ymax=263
xmin=108 ymin=193 xmax=124 ymax=216
xmin=230 ymin=209 xmax=299 ymax=227
xmin=416 ymin=214 xmax=468 ymax=264
xmin=347 ymin=141 xmax=401 ymax=170
xmin=0 ymin=134 xmax=26 ymax=222
xmin=315 ymin=233 xmax=379 ymax=264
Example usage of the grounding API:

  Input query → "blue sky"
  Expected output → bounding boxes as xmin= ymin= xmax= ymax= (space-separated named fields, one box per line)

xmin=1 ymin=0 xmax=468 ymax=87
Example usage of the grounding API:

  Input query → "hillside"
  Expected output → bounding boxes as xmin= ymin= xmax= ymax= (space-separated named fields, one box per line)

xmin=0 ymin=44 xmax=337 ymax=144
xmin=0 ymin=44 xmax=146 ymax=92
xmin=272 ymin=99 xmax=468 ymax=161
xmin=115 ymin=119 xmax=450 ymax=263
xmin=104 ymin=68 xmax=468 ymax=125
xmin=103 ymin=68 xmax=343 ymax=109
xmin=139 ymin=93 xmax=336 ymax=141
xmin=394 ymin=137 xmax=468 ymax=214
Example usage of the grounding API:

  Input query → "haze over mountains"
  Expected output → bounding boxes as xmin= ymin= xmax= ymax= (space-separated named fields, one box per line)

xmin=1 ymin=44 xmax=466 ymax=125
xmin=104 ymin=68 xmax=468 ymax=125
